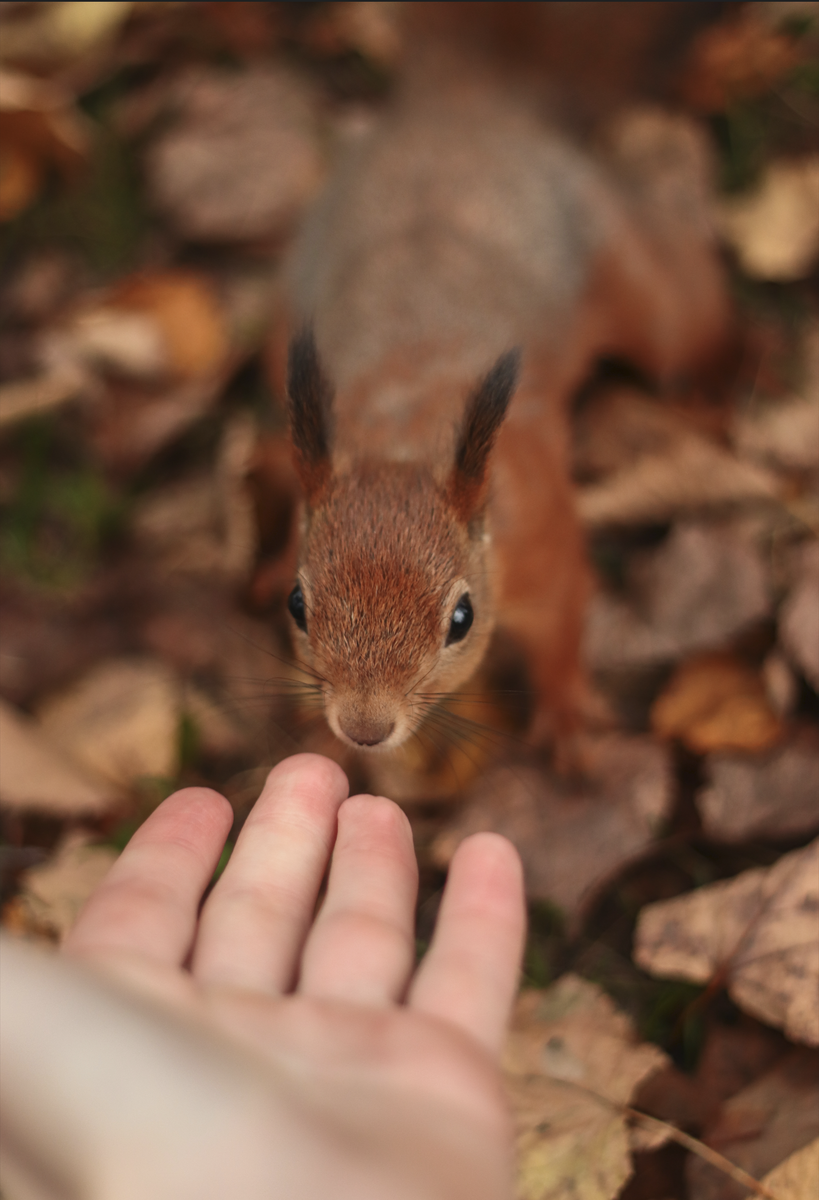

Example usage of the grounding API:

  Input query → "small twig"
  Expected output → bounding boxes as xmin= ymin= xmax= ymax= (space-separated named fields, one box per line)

xmin=541 ymin=1075 xmax=782 ymax=1200
xmin=626 ymin=1107 xmax=781 ymax=1200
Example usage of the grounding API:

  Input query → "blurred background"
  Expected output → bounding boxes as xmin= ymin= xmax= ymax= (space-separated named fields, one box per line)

xmin=1 ymin=4 xmax=818 ymax=1197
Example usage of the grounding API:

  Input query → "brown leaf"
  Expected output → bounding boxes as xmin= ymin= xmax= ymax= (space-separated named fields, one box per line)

xmin=0 ymin=698 xmax=117 ymax=817
xmin=0 ymin=140 xmax=40 ymax=222
xmin=105 ymin=271 xmax=230 ymax=381
xmin=651 ymin=653 xmax=784 ymax=756
xmin=585 ymin=523 xmax=771 ymax=672
xmin=698 ymin=727 xmax=819 ymax=842
xmin=636 ymin=1016 xmax=788 ymax=1133
xmin=632 ymin=524 xmax=771 ymax=652
xmin=687 ymin=1050 xmax=819 ymax=1200
xmin=505 ymin=975 xmax=668 ymax=1200
xmin=59 ymin=269 xmax=231 ymax=382
xmin=36 ymin=658 xmax=181 ymax=788
xmin=574 ymin=388 xmax=778 ymax=529
xmin=145 ymin=66 xmax=324 ymax=242
xmin=634 ymin=839 xmax=819 ymax=1047
xmin=0 ymin=69 xmax=90 ymax=220
xmin=760 ymin=1138 xmax=819 ymax=1200
xmin=35 ymin=269 xmax=234 ymax=471
xmin=12 ymin=832 xmax=118 ymax=942
xmin=432 ymin=736 xmax=672 ymax=927
xmin=680 ymin=8 xmax=802 ymax=113
xmin=693 ymin=1018 xmax=788 ymax=1117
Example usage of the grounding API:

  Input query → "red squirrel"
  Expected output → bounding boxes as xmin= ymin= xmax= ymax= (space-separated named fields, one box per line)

xmin=269 ymin=6 xmax=731 ymax=763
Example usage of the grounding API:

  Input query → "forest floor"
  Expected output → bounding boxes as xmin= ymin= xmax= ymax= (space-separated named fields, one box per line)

xmin=1 ymin=4 xmax=818 ymax=1198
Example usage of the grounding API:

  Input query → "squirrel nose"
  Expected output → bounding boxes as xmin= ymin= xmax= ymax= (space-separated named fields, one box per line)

xmin=340 ymin=718 xmax=394 ymax=747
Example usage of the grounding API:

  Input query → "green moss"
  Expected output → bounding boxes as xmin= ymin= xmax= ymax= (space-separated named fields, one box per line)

xmin=0 ymin=418 xmax=124 ymax=590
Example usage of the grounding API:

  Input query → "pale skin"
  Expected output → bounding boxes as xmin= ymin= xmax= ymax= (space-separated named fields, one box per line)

xmin=0 ymin=754 xmax=525 ymax=1200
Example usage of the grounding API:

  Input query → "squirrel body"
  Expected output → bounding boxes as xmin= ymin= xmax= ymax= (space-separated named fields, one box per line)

xmin=276 ymin=44 xmax=730 ymax=757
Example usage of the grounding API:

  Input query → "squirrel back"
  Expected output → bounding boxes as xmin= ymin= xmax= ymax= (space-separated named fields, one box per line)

xmin=272 ymin=7 xmax=732 ymax=760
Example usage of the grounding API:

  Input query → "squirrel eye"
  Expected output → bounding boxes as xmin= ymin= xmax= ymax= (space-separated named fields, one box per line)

xmin=288 ymin=583 xmax=307 ymax=632
xmin=446 ymin=593 xmax=473 ymax=645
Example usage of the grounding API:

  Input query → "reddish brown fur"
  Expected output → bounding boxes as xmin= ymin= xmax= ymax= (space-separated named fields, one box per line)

xmin=292 ymin=462 xmax=497 ymax=748
xmin=269 ymin=7 xmax=733 ymax=762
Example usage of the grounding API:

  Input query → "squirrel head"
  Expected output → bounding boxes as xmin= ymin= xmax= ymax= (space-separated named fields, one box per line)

xmin=285 ymin=330 xmax=519 ymax=751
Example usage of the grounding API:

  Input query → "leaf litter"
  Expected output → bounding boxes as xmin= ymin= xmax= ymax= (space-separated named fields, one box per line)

xmin=505 ymin=975 xmax=668 ymax=1200
xmin=635 ymin=839 xmax=819 ymax=1047
xmin=0 ymin=3 xmax=818 ymax=1197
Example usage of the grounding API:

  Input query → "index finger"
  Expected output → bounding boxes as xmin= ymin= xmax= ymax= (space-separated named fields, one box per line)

xmin=63 ymin=787 xmax=233 ymax=966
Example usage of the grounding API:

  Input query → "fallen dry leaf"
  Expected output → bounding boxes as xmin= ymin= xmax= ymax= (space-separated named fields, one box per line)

xmin=760 ymin=1137 xmax=819 ymax=1200
xmin=0 ymin=698 xmax=117 ymax=817
xmin=651 ymin=652 xmax=784 ymax=756
xmin=574 ymin=388 xmax=778 ymax=529
xmin=634 ymin=838 xmax=819 ymax=1047
xmin=718 ymin=156 xmax=819 ymax=282
xmin=145 ymin=66 xmax=324 ymax=242
xmin=432 ymin=736 xmax=672 ymax=927
xmin=698 ymin=726 xmax=819 ymax=842
xmin=104 ymin=271 xmax=230 ymax=380
xmin=11 ymin=832 xmax=118 ymax=942
xmin=35 ymin=269 xmax=235 ymax=471
xmin=505 ymin=975 xmax=668 ymax=1200
xmin=636 ymin=1014 xmax=788 ymax=1133
xmin=585 ymin=523 xmax=771 ymax=672
xmin=36 ymin=658 xmax=181 ymax=788
xmin=0 ymin=68 xmax=90 ymax=220
xmin=687 ymin=1049 xmax=819 ymax=1200
xmin=680 ymin=6 xmax=802 ymax=112
xmin=632 ymin=523 xmax=771 ymax=651
xmin=55 ymin=269 xmax=230 ymax=382
xmin=780 ymin=540 xmax=819 ymax=693
xmin=584 ymin=590 xmax=680 ymax=671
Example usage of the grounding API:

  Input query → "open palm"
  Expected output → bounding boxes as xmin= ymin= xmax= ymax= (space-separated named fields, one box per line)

xmin=50 ymin=754 xmax=525 ymax=1200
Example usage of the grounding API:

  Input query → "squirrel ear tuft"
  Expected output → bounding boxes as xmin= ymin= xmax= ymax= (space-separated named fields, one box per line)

xmin=287 ymin=328 xmax=333 ymax=502
xmin=449 ymin=349 xmax=520 ymax=519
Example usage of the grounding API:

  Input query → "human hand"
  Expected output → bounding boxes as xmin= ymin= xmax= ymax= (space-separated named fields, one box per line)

xmin=3 ymin=754 xmax=525 ymax=1200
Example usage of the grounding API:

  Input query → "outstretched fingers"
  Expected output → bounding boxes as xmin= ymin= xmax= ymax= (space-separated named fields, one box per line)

xmin=193 ymin=754 xmax=348 ymax=993
xmin=408 ymin=833 xmax=525 ymax=1053
xmin=298 ymin=795 xmax=418 ymax=1005
xmin=64 ymin=786 xmax=234 ymax=967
